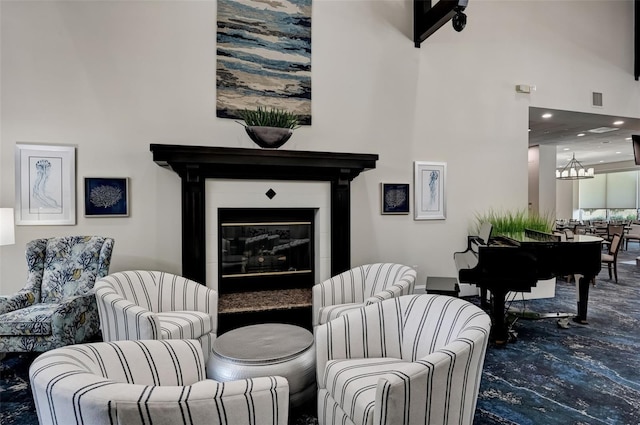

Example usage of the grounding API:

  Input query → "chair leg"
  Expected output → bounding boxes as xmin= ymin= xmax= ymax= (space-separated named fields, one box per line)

xmin=608 ymin=263 xmax=612 ymax=280
xmin=614 ymin=262 xmax=618 ymax=283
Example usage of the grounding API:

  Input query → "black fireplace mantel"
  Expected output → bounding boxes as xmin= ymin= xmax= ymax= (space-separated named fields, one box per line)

xmin=150 ymin=144 xmax=378 ymax=284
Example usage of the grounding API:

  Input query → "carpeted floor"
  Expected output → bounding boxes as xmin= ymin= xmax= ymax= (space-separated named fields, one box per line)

xmin=2 ymin=246 xmax=640 ymax=425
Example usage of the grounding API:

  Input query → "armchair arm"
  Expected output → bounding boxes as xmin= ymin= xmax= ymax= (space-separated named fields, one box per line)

xmin=373 ymin=363 xmax=432 ymax=425
xmin=390 ymin=336 xmax=487 ymax=425
xmin=95 ymin=288 xmax=161 ymax=341
xmin=312 ymin=270 xmax=367 ymax=326
xmin=48 ymin=293 xmax=101 ymax=344
xmin=157 ymin=273 xmax=218 ymax=334
xmin=0 ymin=290 xmax=36 ymax=315
xmin=364 ymin=281 xmax=415 ymax=305
xmin=315 ymin=301 xmax=402 ymax=386
xmin=370 ymin=338 xmax=484 ymax=425
xmin=114 ymin=377 xmax=289 ymax=425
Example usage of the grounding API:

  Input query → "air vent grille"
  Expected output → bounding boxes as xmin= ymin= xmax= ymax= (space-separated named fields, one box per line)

xmin=592 ymin=92 xmax=603 ymax=107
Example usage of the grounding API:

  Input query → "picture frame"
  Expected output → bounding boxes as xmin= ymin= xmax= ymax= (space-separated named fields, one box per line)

xmin=84 ymin=177 xmax=129 ymax=217
xmin=15 ymin=143 xmax=76 ymax=225
xmin=414 ymin=161 xmax=446 ymax=220
xmin=381 ymin=183 xmax=410 ymax=215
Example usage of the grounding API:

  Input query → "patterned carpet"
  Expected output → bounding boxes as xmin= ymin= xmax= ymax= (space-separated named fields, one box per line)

xmin=2 ymin=246 xmax=639 ymax=425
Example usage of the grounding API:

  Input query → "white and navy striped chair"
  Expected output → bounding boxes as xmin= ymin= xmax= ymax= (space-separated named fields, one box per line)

xmin=95 ymin=271 xmax=218 ymax=361
xmin=312 ymin=263 xmax=416 ymax=326
xmin=29 ymin=339 xmax=289 ymax=425
xmin=315 ymin=294 xmax=491 ymax=425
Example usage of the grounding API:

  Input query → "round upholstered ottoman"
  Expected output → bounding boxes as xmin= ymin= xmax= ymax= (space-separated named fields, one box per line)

xmin=206 ymin=323 xmax=315 ymax=409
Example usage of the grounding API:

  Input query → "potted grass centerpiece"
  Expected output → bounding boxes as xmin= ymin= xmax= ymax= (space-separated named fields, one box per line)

xmin=238 ymin=106 xmax=301 ymax=149
xmin=473 ymin=208 xmax=554 ymax=236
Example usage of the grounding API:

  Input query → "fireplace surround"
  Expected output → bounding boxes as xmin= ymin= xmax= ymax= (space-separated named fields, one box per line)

xmin=151 ymin=144 xmax=378 ymax=283
xmin=150 ymin=145 xmax=378 ymax=330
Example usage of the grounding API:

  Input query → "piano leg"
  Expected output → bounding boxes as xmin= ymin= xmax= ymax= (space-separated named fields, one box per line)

xmin=574 ymin=273 xmax=593 ymax=324
xmin=480 ymin=287 xmax=489 ymax=309
xmin=491 ymin=288 xmax=509 ymax=344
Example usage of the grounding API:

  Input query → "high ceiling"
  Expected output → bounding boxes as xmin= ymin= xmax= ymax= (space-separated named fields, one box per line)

xmin=528 ymin=107 xmax=640 ymax=168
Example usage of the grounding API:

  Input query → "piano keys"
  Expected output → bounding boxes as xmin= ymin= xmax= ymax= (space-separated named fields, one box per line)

xmin=454 ymin=224 xmax=602 ymax=344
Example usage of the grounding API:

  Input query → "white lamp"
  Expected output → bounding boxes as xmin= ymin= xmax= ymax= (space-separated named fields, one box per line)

xmin=0 ymin=208 xmax=15 ymax=246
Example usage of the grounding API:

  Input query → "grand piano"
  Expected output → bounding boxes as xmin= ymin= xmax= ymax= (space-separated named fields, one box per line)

xmin=454 ymin=223 xmax=602 ymax=344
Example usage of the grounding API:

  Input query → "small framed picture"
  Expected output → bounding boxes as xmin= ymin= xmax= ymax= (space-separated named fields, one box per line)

xmin=84 ymin=177 xmax=129 ymax=217
xmin=15 ymin=143 xmax=76 ymax=225
xmin=414 ymin=161 xmax=446 ymax=220
xmin=381 ymin=183 xmax=410 ymax=215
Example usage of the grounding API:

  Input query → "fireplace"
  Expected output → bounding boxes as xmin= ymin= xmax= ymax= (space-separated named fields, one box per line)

xmin=218 ymin=208 xmax=315 ymax=294
xmin=150 ymin=145 xmax=378 ymax=331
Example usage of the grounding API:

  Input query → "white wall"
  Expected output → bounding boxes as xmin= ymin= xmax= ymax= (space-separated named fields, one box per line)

xmin=538 ymin=144 xmax=557 ymax=216
xmin=556 ymin=180 xmax=576 ymax=220
xmin=1 ymin=0 xmax=639 ymax=293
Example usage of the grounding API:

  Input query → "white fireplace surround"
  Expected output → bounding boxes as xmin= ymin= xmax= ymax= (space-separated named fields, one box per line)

xmin=205 ymin=179 xmax=331 ymax=292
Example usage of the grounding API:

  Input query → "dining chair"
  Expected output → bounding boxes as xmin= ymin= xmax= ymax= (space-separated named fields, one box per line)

xmin=604 ymin=224 xmax=625 ymax=251
xmin=601 ymin=233 xmax=623 ymax=283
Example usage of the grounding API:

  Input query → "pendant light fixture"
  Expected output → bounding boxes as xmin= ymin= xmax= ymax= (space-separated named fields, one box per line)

xmin=555 ymin=153 xmax=595 ymax=180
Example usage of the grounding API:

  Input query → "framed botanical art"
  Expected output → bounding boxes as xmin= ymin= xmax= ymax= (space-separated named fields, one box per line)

xmin=15 ymin=143 xmax=76 ymax=225
xmin=84 ymin=177 xmax=129 ymax=217
xmin=381 ymin=183 xmax=410 ymax=215
xmin=414 ymin=161 xmax=446 ymax=220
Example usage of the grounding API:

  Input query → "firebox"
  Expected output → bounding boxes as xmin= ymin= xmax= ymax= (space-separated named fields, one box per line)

xmin=218 ymin=208 xmax=315 ymax=294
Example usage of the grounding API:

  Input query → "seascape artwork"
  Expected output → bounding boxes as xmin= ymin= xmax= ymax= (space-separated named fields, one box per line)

xmin=216 ymin=0 xmax=312 ymax=124
xmin=29 ymin=156 xmax=63 ymax=214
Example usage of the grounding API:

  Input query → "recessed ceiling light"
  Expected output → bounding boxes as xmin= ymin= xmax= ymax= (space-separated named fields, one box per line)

xmin=577 ymin=133 xmax=585 ymax=137
xmin=563 ymin=148 xmax=570 ymax=151
xmin=616 ymin=151 xmax=621 ymax=154
xmin=613 ymin=120 xmax=624 ymax=125
xmin=542 ymin=113 xmax=553 ymax=119
xmin=626 ymin=137 xmax=632 ymax=140
xmin=599 ymin=160 xmax=604 ymax=163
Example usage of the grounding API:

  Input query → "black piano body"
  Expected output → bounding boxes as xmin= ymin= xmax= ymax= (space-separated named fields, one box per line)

xmin=455 ymin=227 xmax=602 ymax=343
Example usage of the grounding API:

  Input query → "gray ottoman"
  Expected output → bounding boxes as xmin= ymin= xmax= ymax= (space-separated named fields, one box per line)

xmin=206 ymin=323 xmax=315 ymax=408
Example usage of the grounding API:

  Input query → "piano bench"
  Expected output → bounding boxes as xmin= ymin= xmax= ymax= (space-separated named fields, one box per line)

xmin=425 ymin=276 xmax=460 ymax=297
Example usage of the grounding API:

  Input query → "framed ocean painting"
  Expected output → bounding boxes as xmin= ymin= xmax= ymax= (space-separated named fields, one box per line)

xmin=216 ymin=0 xmax=312 ymax=124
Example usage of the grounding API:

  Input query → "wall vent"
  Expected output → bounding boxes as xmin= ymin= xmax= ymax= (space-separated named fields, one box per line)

xmin=592 ymin=92 xmax=603 ymax=107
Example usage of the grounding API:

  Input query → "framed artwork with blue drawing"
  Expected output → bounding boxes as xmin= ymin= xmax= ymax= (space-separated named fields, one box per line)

xmin=414 ymin=161 xmax=446 ymax=220
xmin=84 ymin=177 xmax=129 ymax=217
xmin=15 ymin=143 xmax=76 ymax=225
xmin=381 ymin=183 xmax=410 ymax=215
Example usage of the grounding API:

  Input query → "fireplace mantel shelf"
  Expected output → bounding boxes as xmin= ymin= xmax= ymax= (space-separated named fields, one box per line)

xmin=150 ymin=144 xmax=378 ymax=286
xmin=150 ymin=144 xmax=378 ymax=182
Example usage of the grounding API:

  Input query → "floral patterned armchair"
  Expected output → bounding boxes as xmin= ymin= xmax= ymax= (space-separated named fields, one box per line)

xmin=0 ymin=236 xmax=114 ymax=353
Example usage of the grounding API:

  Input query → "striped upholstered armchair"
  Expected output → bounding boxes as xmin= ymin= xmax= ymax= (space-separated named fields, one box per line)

xmin=95 ymin=271 xmax=217 ymax=361
xmin=29 ymin=339 xmax=289 ymax=425
xmin=315 ymin=294 xmax=491 ymax=425
xmin=312 ymin=263 xmax=416 ymax=326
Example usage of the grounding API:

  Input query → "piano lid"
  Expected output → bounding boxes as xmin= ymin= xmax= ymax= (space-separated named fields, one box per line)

xmin=500 ymin=231 xmax=602 ymax=244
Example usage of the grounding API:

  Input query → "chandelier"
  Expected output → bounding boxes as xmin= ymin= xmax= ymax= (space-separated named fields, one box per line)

xmin=555 ymin=153 xmax=594 ymax=180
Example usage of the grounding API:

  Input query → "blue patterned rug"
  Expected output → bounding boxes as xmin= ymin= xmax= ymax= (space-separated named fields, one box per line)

xmin=2 ymin=248 xmax=640 ymax=425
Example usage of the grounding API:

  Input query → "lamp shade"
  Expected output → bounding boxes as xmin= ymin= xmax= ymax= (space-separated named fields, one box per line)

xmin=0 ymin=208 xmax=15 ymax=246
